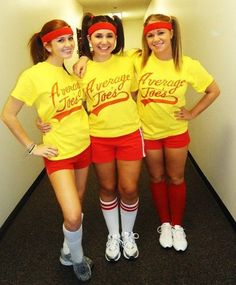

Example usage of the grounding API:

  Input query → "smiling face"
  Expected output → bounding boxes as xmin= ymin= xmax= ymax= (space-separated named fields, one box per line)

xmin=45 ymin=34 xmax=75 ymax=65
xmin=145 ymin=23 xmax=173 ymax=60
xmin=88 ymin=29 xmax=117 ymax=62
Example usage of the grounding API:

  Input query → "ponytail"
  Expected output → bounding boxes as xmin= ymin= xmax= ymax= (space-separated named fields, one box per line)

xmin=28 ymin=19 xmax=70 ymax=65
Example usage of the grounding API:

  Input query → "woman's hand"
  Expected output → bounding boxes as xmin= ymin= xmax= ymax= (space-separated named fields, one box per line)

xmin=73 ymin=56 xmax=89 ymax=78
xmin=36 ymin=117 xmax=51 ymax=134
xmin=174 ymin=107 xmax=193 ymax=121
xmin=31 ymin=144 xmax=58 ymax=158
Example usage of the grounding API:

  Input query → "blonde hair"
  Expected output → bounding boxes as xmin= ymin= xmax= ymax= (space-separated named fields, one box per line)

xmin=141 ymin=14 xmax=182 ymax=71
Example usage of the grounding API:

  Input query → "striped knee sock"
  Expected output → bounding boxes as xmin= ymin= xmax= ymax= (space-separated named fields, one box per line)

xmin=120 ymin=199 xmax=139 ymax=233
xmin=100 ymin=197 xmax=120 ymax=235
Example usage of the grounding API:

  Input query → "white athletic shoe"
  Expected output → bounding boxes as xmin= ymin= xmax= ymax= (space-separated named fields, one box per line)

xmin=172 ymin=225 xmax=188 ymax=251
xmin=122 ymin=232 xmax=139 ymax=260
xmin=105 ymin=234 xmax=122 ymax=262
xmin=157 ymin=222 xmax=173 ymax=248
xmin=60 ymin=249 xmax=72 ymax=266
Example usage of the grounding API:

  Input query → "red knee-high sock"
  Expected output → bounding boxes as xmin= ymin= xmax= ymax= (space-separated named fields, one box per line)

xmin=169 ymin=181 xmax=186 ymax=226
xmin=150 ymin=181 xmax=171 ymax=223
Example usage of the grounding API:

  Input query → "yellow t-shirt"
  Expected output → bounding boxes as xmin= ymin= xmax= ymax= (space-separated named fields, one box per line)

xmin=11 ymin=62 xmax=90 ymax=160
xmin=81 ymin=54 xmax=140 ymax=137
xmin=136 ymin=53 xmax=214 ymax=139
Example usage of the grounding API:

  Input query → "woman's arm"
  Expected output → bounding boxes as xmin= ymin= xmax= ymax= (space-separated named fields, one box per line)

xmin=131 ymin=91 xmax=138 ymax=102
xmin=175 ymin=80 xmax=220 ymax=120
xmin=36 ymin=117 xmax=52 ymax=134
xmin=73 ymin=56 xmax=89 ymax=78
xmin=1 ymin=96 xmax=33 ymax=148
xmin=1 ymin=96 xmax=58 ymax=157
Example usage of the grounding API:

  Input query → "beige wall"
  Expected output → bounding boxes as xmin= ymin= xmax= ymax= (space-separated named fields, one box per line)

xmin=146 ymin=0 xmax=236 ymax=220
xmin=0 ymin=0 xmax=83 ymax=227
xmin=123 ymin=18 xmax=144 ymax=49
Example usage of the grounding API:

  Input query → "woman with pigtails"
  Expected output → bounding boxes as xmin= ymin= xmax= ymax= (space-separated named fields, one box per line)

xmin=79 ymin=13 xmax=144 ymax=262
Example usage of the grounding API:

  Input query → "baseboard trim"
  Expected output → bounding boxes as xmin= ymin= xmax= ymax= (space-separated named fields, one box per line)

xmin=188 ymin=153 xmax=236 ymax=231
xmin=0 ymin=169 xmax=46 ymax=240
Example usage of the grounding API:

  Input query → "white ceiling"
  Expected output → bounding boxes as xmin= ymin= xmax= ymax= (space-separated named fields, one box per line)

xmin=77 ymin=0 xmax=151 ymax=20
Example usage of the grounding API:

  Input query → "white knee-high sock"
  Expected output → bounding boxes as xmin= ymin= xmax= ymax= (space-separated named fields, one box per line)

xmin=63 ymin=224 xmax=83 ymax=263
xmin=62 ymin=238 xmax=70 ymax=255
xmin=62 ymin=213 xmax=84 ymax=255
xmin=100 ymin=197 xmax=120 ymax=236
xmin=120 ymin=199 xmax=139 ymax=234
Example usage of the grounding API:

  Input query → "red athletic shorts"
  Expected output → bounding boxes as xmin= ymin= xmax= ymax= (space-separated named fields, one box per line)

xmin=44 ymin=145 xmax=91 ymax=175
xmin=90 ymin=129 xmax=145 ymax=163
xmin=144 ymin=131 xmax=190 ymax=150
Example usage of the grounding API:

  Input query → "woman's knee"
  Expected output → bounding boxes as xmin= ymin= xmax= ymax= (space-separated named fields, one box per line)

xmin=64 ymin=212 xmax=82 ymax=231
xmin=168 ymin=174 xmax=185 ymax=185
xmin=149 ymin=174 xmax=165 ymax=184
xmin=99 ymin=182 xmax=116 ymax=196
xmin=119 ymin=183 xmax=138 ymax=200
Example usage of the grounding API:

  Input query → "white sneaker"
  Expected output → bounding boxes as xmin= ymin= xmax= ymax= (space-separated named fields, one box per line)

xmin=60 ymin=248 xmax=72 ymax=266
xmin=122 ymin=232 xmax=139 ymax=260
xmin=105 ymin=234 xmax=121 ymax=262
xmin=157 ymin=222 xmax=173 ymax=248
xmin=172 ymin=225 xmax=188 ymax=251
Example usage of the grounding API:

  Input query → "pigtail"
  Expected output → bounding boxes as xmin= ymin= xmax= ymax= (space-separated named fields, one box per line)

xmin=81 ymin=13 xmax=94 ymax=59
xmin=112 ymin=15 xmax=124 ymax=54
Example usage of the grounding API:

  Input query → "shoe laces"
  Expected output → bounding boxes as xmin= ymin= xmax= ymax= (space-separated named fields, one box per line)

xmin=172 ymin=225 xmax=186 ymax=239
xmin=122 ymin=232 xmax=139 ymax=249
xmin=106 ymin=234 xmax=122 ymax=250
xmin=157 ymin=223 xmax=171 ymax=234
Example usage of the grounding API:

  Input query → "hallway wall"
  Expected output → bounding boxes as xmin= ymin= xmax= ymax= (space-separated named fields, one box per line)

xmin=146 ymin=0 xmax=236 ymax=220
xmin=0 ymin=0 xmax=84 ymax=227
xmin=123 ymin=18 xmax=144 ymax=49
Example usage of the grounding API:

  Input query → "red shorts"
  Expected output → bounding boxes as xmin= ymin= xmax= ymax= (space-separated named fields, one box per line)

xmin=144 ymin=131 xmax=190 ymax=150
xmin=91 ymin=129 xmax=145 ymax=163
xmin=44 ymin=146 xmax=91 ymax=175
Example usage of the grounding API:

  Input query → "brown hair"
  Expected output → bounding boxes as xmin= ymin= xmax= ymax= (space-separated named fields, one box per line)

xmin=28 ymin=19 xmax=70 ymax=64
xmin=142 ymin=14 xmax=182 ymax=71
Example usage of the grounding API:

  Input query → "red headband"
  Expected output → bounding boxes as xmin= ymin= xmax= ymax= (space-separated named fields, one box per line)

xmin=41 ymin=26 xmax=73 ymax=43
xmin=88 ymin=22 xmax=117 ymax=36
xmin=144 ymin=22 xmax=172 ymax=35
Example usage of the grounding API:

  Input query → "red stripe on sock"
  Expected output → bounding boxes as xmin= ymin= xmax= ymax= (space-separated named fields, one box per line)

xmin=120 ymin=201 xmax=139 ymax=212
xmin=100 ymin=199 xmax=118 ymax=210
